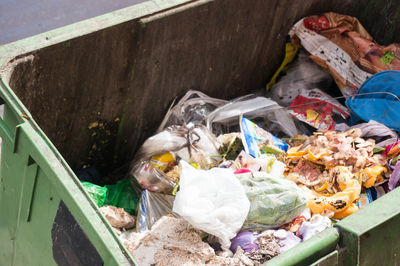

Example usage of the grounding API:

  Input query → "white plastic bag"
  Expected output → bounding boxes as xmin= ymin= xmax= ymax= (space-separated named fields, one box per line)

xmin=206 ymin=95 xmax=298 ymax=137
xmin=298 ymin=215 xmax=332 ymax=241
xmin=268 ymin=51 xmax=333 ymax=107
xmin=173 ymin=161 xmax=250 ymax=249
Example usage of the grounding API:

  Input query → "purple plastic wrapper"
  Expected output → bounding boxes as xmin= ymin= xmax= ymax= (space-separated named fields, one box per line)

xmin=388 ymin=161 xmax=400 ymax=191
xmin=274 ymin=229 xmax=301 ymax=252
xmin=230 ymin=231 xmax=259 ymax=254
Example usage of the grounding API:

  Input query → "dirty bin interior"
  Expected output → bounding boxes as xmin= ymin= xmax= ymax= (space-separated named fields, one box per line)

xmin=1 ymin=0 xmax=400 ymax=265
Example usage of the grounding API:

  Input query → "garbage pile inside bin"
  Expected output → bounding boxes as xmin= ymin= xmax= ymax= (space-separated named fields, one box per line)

xmin=80 ymin=12 xmax=400 ymax=265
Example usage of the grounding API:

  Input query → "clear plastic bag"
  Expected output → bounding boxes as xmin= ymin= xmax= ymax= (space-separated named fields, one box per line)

xmin=131 ymin=124 xmax=221 ymax=194
xmin=235 ymin=172 xmax=307 ymax=230
xmin=157 ymin=90 xmax=228 ymax=132
xmin=206 ymin=95 xmax=298 ymax=138
xmin=267 ymin=51 xmax=333 ymax=107
xmin=172 ymin=161 xmax=250 ymax=250
xmin=136 ymin=190 xmax=176 ymax=232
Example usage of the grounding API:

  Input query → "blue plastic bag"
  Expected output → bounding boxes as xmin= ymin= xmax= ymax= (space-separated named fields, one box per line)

xmin=346 ymin=70 xmax=400 ymax=131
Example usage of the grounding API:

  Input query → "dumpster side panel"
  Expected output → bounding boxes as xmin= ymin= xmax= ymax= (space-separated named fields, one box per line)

xmin=310 ymin=250 xmax=339 ymax=266
xmin=337 ymin=187 xmax=400 ymax=265
xmin=0 ymin=80 xmax=135 ymax=265
xmin=350 ymin=0 xmax=400 ymax=44
xmin=7 ymin=0 xmax=357 ymax=175
xmin=8 ymin=21 xmax=141 ymax=173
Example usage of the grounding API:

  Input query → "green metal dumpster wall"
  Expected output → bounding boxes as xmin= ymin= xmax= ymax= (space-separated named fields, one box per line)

xmin=0 ymin=0 xmax=400 ymax=265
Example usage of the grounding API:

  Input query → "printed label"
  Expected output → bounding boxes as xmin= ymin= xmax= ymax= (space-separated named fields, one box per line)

xmin=380 ymin=51 xmax=395 ymax=65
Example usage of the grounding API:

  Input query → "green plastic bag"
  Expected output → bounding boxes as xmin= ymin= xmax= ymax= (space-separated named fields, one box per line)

xmin=236 ymin=172 xmax=307 ymax=230
xmin=105 ymin=178 xmax=140 ymax=215
xmin=81 ymin=181 xmax=108 ymax=207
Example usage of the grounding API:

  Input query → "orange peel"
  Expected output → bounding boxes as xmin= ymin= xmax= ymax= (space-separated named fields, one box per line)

xmin=287 ymin=145 xmax=308 ymax=159
xmin=307 ymin=167 xmax=361 ymax=215
xmin=332 ymin=203 xmax=359 ymax=219
xmin=308 ymin=150 xmax=328 ymax=161
xmin=315 ymin=181 xmax=328 ymax=192
xmin=359 ymin=165 xmax=387 ymax=188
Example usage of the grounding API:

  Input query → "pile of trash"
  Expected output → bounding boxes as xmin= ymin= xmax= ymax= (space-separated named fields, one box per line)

xmin=80 ymin=12 xmax=400 ymax=265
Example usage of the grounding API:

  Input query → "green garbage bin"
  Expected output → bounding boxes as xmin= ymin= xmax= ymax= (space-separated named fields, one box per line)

xmin=0 ymin=0 xmax=399 ymax=265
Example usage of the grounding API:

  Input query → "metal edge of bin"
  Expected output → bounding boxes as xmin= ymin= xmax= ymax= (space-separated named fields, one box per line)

xmin=0 ymin=77 xmax=135 ymax=265
xmin=0 ymin=0 xmax=198 ymax=69
xmin=266 ymin=227 xmax=339 ymax=266
xmin=336 ymin=186 xmax=400 ymax=265
xmin=310 ymin=250 xmax=338 ymax=266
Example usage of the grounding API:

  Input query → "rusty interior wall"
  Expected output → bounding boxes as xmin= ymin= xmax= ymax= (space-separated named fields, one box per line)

xmin=7 ymin=0 xmax=400 ymax=177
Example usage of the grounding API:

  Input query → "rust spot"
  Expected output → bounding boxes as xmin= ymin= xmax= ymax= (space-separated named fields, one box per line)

xmin=21 ymin=113 xmax=30 ymax=119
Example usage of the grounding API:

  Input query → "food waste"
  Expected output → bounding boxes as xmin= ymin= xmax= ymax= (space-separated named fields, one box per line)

xmin=78 ymin=11 xmax=400 ymax=265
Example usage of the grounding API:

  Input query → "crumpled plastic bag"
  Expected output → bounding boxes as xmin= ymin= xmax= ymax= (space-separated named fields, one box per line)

xmin=235 ymin=172 xmax=307 ymax=230
xmin=157 ymin=90 xmax=228 ymax=131
xmin=105 ymin=178 xmax=140 ymax=215
xmin=173 ymin=161 xmax=250 ymax=250
xmin=288 ymin=88 xmax=349 ymax=130
xmin=230 ymin=231 xmax=259 ymax=254
xmin=289 ymin=13 xmax=371 ymax=94
xmin=290 ymin=12 xmax=400 ymax=96
xmin=389 ymin=161 xmax=400 ymax=191
xmin=273 ymin=229 xmax=302 ymax=252
xmin=234 ymin=151 xmax=286 ymax=175
xmin=131 ymin=124 xmax=221 ymax=194
xmin=336 ymin=120 xmax=398 ymax=139
xmin=136 ymin=190 xmax=176 ymax=232
xmin=206 ymin=95 xmax=298 ymax=138
xmin=298 ymin=215 xmax=332 ymax=241
xmin=81 ymin=181 xmax=108 ymax=207
xmin=268 ymin=51 xmax=333 ymax=107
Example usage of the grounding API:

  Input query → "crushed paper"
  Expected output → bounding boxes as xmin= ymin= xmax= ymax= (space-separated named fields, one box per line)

xmin=123 ymin=216 xmax=255 ymax=266
xmin=100 ymin=206 xmax=135 ymax=229
xmin=245 ymin=230 xmax=281 ymax=264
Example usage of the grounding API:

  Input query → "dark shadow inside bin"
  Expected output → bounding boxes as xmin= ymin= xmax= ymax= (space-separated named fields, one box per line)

xmin=6 ymin=0 xmax=400 ymax=184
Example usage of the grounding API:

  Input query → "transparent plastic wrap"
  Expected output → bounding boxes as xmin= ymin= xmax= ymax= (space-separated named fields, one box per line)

xmin=235 ymin=172 xmax=307 ymax=230
xmin=136 ymin=190 xmax=176 ymax=232
xmin=157 ymin=90 xmax=228 ymax=132
xmin=206 ymin=95 xmax=298 ymax=138
xmin=131 ymin=124 xmax=221 ymax=194
xmin=267 ymin=51 xmax=332 ymax=107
